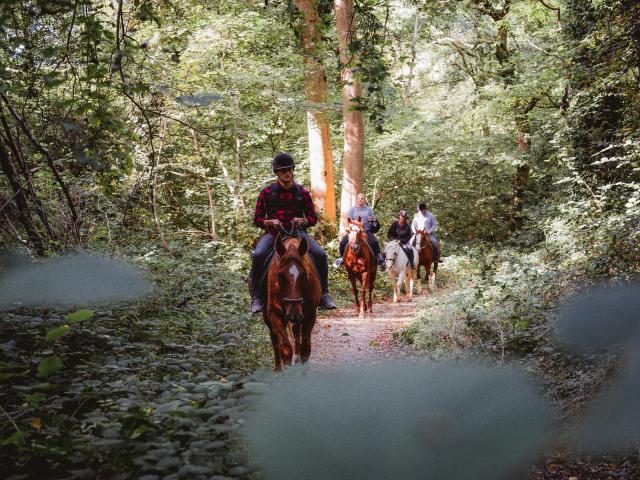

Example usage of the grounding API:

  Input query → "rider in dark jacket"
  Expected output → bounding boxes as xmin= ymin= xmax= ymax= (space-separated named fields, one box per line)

xmin=249 ymin=152 xmax=337 ymax=314
xmin=387 ymin=210 xmax=415 ymax=267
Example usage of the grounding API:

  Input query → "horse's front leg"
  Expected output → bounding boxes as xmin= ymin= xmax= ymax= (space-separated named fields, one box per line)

xmin=348 ymin=271 xmax=360 ymax=314
xmin=368 ymin=269 xmax=376 ymax=314
xmin=425 ymin=261 xmax=432 ymax=293
xmin=428 ymin=261 xmax=436 ymax=291
xmin=359 ymin=271 xmax=368 ymax=317
xmin=300 ymin=311 xmax=317 ymax=364
xmin=291 ymin=321 xmax=302 ymax=364
xmin=406 ymin=268 xmax=414 ymax=302
xmin=266 ymin=312 xmax=291 ymax=371
xmin=392 ymin=271 xmax=401 ymax=303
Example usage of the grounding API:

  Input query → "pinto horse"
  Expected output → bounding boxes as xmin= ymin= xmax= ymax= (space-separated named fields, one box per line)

xmin=413 ymin=229 xmax=437 ymax=293
xmin=264 ymin=232 xmax=321 ymax=371
xmin=343 ymin=217 xmax=377 ymax=317
xmin=384 ymin=240 xmax=418 ymax=303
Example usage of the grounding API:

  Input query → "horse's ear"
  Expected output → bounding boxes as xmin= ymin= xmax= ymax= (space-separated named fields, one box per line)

xmin=298 ymin=236 xmax=308 ymax=257
xmin=357 ymin=216 xmax=362 ymax=222
xmin=347 ymin=217 xmax=352 ymax=224
xmin=275 ymin=234 xmax=286 ymax=256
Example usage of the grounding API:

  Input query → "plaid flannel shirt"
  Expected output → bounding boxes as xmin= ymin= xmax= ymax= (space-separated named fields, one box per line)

xmin=253 ymin=182 xmax=317 ymax=235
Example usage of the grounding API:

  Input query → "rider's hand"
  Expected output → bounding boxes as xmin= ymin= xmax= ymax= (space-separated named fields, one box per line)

xmin=292 ymin=217 xmax=307 ymax=227
xmin=367 ymin=215 xmax=373 ymax=221
xmin=265 ymin=219 xmax=281 ymax=227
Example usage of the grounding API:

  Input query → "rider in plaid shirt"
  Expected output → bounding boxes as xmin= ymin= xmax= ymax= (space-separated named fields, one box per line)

xmin=249 ymin=152 xmax=337 ymax=314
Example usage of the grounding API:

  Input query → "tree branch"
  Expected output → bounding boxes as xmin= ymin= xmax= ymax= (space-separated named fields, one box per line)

xmin=0 ymin=93 xmax=81 ymax=243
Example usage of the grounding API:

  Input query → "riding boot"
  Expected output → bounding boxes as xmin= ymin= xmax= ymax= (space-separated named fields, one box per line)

xmin=377 ymin=253 xmax=386 ymax=272
xmin=319 ymin=293 xmax=337 ymax=310
xmin=405 ymin=246 xmax=415 ymax=268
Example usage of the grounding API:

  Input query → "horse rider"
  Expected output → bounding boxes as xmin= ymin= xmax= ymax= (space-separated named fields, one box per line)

xmin=410 ymin=201 xmax=440 ymax=263
xmin=334 ymin=192 xmax=385 ymax=271
xmin=387 ymin=210 xmax=415 ymax=268
xmin=249 ymin=152 xmax=337 ymax=314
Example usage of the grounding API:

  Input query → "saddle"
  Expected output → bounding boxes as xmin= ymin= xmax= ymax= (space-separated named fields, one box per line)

xmin=399 ymin=243 xmax=416 ymax=268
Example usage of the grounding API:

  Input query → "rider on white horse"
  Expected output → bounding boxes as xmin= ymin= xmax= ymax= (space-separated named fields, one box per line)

xmin=383 ymin=234 xmax=419 ymax=303
xmin=410 ymin=202 xmax=440 ymax=262
xmin=386 ymin=210 xmax=415 ymax=268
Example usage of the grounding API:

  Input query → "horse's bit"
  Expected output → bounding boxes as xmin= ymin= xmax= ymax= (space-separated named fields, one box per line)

xmin=282 ymin=296 xmax=304 ymax=305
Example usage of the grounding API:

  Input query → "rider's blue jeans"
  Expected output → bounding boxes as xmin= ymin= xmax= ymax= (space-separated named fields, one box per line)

xmin=250 ymin=232 xmax=329 ymax=297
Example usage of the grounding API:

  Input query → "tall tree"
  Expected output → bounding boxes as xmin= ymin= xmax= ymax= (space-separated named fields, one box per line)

xmin=335 ymin=0 xmax=365 ymax=231
xmin=294 ymin=0 xmax=337 ymax=223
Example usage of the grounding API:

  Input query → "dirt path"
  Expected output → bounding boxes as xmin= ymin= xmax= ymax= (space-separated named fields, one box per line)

xmin=310 ymin=300 xmax=423 ymax=367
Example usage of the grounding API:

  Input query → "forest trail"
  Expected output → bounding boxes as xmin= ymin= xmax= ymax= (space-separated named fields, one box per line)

xmin=310 ymin=299 xmax=424 ymax=366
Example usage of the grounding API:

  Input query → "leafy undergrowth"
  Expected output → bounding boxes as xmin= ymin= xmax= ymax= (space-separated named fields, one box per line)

xmin=0 ymin=240 xmax=272 ymax=479
xmin=402 ymin=241 xmax=640 ymax=478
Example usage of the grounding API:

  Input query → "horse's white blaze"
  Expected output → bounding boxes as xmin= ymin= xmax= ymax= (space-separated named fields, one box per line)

xmin=288 ymin=263 xmax=300 ymax=279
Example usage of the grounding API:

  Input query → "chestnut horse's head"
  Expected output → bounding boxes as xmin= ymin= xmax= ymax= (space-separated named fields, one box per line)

xmin=415 ymin=229 xmax=427 ymax=249
xmin=275 ymin=234 xmax=309 ymax=323
xmin=347 ymin=217 xmax=365 ymax=255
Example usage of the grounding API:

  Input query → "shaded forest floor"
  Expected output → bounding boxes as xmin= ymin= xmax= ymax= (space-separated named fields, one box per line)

xmin=2 ymin=244 xmax=639 ymax=480
xmin=311 ymin=300 xmax=422 ymax=366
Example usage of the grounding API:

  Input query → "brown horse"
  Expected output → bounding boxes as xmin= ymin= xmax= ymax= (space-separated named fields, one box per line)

xmin=263 ymin=233 xmax=321 ymax=371
xmin=343 ymin=217 xmax=377 ymax=317
xmin=413 ymin=229 xmax=437 ymax=292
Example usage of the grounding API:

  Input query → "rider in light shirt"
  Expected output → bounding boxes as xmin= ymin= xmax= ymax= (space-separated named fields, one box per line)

xmin=410 ymin=201 xmax=440 ymax=262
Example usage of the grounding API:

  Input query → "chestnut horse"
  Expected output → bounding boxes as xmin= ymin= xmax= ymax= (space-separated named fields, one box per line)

xmin=413 ymin=229 xmax=437 ymax=292
xmin=264 ymin=232 xmax=321 ymax=371
xmin=343 ymin=217 xmax=377 ymax=317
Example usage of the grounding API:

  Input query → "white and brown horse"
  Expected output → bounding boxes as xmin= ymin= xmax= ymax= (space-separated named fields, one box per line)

xmin=383 ymin=240 xmax=418 ymax=303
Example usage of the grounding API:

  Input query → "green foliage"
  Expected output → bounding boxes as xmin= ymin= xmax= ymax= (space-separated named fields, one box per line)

xmin=0 ymin=240 xmax=270 ymax=478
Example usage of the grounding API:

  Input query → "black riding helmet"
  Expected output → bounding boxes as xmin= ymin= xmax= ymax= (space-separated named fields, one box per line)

xmin=272 ymin=152 xmax=295 ymax=172
xmin=418 ymin=202 xmax=427 ymax=210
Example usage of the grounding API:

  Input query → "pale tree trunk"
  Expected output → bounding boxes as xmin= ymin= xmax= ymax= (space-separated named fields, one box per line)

xmin=151 ymin=117 xmax=170 ymax=251
xmin=335 ymin=0 xmax=365 ymax=232
xmin=405 ymin=6 xmax=421 ymax=100
xmin=294 ymin=0 xmax=337 ymax=223
xmin=233 ymin=96 xmax=248 ymax=215
xmin=190 ymin=129 xmax=217 ymax=240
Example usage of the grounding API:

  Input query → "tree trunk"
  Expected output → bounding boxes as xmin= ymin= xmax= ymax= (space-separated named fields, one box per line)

xmin=294 ymin=0 xmax=337 ymax=223
xmin=510 ymin=163 xmax=530 ymax=232
xmin=0 ymin=111 xmax=55 ymax=240
xmin=190 ymin=129 xmax=217 ymax=240
xmin=510 ymin=98 xmax=537 ymax=232
xmin=0 ymin=141 xmax=45 ymax=253
xmin=335 ymin=0 xmax=365 ymax=232
xmin=405 ymin=6 xmax=421 ymax=100
xmin=233 ymin=96 xmax=248 ymax=215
